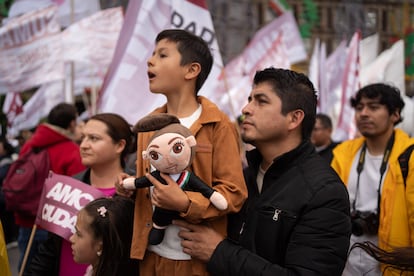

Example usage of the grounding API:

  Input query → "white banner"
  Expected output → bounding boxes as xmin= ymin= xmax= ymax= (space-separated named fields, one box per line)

xmin=0 ymin=5 xmax=64 ymax=94
xmin=98 ymin=0 xmax=224 ymax=125
xmin=6 ymin=0 xmax=101 ymax=27
xmin=61 ymin=7 xmax=123 ymax=67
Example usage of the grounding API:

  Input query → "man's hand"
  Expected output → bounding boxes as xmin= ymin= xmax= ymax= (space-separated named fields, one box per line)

xmin=173 ymin=219 xmax=224 ymax=262
xmin=146 ymin=172 xmax=190 ymax=213
xmin=115 ymin=172 xmax=135 ymax=198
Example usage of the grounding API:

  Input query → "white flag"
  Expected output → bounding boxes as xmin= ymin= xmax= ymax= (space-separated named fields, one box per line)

xmin=61 ymin=7 xmax=123 ymax=67
xmin=333 ymin=31 xmax=361 ymax=141
xmin=216 ymin=30 xmax=291 ymax=117
xmin=97 ymin=0 xmax=223 ymax=125
xmin=325 ymin=40 xmax=347 ymax=134
xmin=360 ymin=40 xmax=412 ymax=136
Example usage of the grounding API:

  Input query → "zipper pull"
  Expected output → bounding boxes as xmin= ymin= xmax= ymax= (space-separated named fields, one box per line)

xmin=239 ymin=222 xmax=245 ymax=235
xmin=273 ymin=209 xmax=282 ymax=221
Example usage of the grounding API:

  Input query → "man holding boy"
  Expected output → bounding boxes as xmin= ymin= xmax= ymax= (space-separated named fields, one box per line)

xmin=174 ymin=67 xmax=351 ymax=275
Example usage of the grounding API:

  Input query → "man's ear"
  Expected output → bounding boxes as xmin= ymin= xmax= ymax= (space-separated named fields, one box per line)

xmin=390 ymin=110 xmax=401 ymax=124
xmin=288 ymin=109 xmax=305 ymax=131
xmin=184 ymin=62 xmax=201 ymax=80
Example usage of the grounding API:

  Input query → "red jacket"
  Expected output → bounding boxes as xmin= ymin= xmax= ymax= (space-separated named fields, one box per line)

xmin=16 ymin=123 xmax=85 ymax=227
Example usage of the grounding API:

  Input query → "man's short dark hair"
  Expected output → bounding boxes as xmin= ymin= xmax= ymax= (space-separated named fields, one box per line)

xmin=253 ymin=67 xmax=317 ymax=139
xmin=316 ymin=113 xmax=333 ymax=129
xmin=47 ymin=103 xmax=78 ymax=129
xmin=156 ymin=29 xmax=213 ymax=94
xmin=350 ymin=83 xmax=405 ymax=124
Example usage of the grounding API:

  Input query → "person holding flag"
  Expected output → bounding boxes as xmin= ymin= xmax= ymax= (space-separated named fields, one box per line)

xmin=25 ymin=113 xmax=137 ymax=276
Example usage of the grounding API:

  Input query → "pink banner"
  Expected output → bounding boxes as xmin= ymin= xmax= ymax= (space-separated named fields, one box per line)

xmin=35 ymin=172 xmax=106 ymax=241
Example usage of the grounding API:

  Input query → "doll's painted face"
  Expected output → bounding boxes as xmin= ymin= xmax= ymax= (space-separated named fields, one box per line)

xmin=143 ymin=132 xmax=196 ymax=174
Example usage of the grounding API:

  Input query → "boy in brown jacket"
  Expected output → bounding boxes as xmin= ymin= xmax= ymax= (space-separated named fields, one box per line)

xmin=117 ymin=29 xmax=247 ymax=276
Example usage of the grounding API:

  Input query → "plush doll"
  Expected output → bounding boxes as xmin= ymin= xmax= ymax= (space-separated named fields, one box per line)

xmin=123 ymin=114 xmax=228 ymax=245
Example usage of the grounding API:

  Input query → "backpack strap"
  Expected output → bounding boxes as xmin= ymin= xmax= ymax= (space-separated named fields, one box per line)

xmin=398 ymin=144 xmax=414 ymax=187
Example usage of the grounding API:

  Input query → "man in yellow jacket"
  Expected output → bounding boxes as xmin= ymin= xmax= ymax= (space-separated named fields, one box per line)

xmin=331 ymin=83 xmax=414 ymax=276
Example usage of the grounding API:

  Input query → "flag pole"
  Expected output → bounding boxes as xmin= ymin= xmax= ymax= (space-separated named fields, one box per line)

xmin=18 ymin=224 xmax=37 ymax=276
xmin=69 ymin=0 xmax=75 ymax=104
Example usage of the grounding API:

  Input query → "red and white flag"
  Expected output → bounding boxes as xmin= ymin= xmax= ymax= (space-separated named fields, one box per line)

xmin=2 ymin=92 xmax=23 ymax=135
xmin=97 ymin=0 xmax=223 ymax=124
xmin=333 ymin=31 xmax=361 ymax=141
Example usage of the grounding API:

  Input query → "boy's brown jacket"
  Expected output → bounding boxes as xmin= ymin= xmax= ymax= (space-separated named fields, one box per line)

xmin=131 ymin=96 xmax=247 ymax=274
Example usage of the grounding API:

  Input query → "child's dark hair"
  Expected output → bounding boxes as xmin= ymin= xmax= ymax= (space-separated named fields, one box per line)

xmin=253 ymin=67 xmax=317 ymax=140
xmin=350 ymin=83 xmax=405 ymax=125
xmin=156 ymin=29 xmax=213 ymax=94
xmin=88 ymin=113 xmax=136 ymax=168
xmin=83 ymin=196 xmax=138 ymax=276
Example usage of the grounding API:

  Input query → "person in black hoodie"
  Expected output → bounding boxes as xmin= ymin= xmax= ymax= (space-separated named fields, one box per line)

xmin=174 ymin=67 xmax=352 ymax=276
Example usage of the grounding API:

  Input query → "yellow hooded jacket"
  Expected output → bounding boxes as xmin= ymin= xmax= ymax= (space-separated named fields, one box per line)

xmin=331 ymin=128 xmax=414 ymax=276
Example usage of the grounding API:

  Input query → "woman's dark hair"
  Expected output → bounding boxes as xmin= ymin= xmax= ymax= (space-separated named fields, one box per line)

xmin=83 ymin=196 xmax=139 ymax=276
xmin=351 ymin=241 xmax=414 ymax=273
xmin=88 ymin=113 xmax=136 ymax=168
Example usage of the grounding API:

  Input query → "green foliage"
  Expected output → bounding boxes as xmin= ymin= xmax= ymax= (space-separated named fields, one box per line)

xmin=0 ymin=0 xmax=13 ymax=17
xmin=405 ymin=30 xmax=414 ymax=76
xmin=299 ymin=0 xmax=319 ymax=38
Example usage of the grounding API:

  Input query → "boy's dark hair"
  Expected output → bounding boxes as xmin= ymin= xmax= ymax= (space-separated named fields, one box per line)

xmin=350 ymin=83 xmax=405 ymax=125
xmin=156 ymin=29 xmax=213 ymax=93
xmin=316 ymin=113 xmax=333 ymax=129
xmin=47 ymin=103 xmax=78 ymax=129
xmin=88 ymin=113 xmax=136 ymax=168
xmin=253 ymin=67 xmax=317 ymax=140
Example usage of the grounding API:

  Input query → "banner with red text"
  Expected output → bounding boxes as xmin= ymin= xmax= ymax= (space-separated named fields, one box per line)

xmin=0 ymin=5 xmax=64 ymax=94
xmin=98 ymin=0 xmax=224 ymax=124
xmin=35 ymin=172 xmax=105 ymax=241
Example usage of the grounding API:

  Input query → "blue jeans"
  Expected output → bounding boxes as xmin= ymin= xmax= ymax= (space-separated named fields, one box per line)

xmin=17 ymin=227 xmax=48 ymax=273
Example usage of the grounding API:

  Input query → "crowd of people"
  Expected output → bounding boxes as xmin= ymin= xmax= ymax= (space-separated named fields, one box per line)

xmin=0 ymin=28 xmax=413 ymax=276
